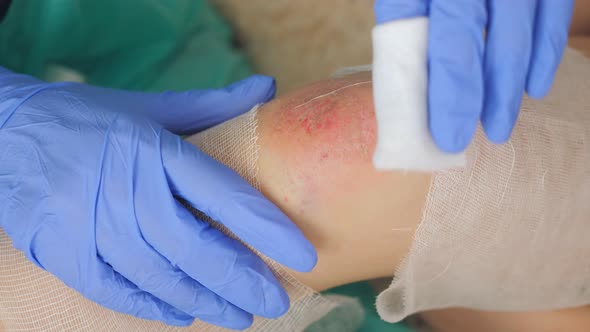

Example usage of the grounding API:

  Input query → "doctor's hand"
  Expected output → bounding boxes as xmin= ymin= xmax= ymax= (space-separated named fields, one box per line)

xmin=374 ymin=0 xmax=575 ymax=152
xmin=0 ymin=68 xmax=316 ymax=329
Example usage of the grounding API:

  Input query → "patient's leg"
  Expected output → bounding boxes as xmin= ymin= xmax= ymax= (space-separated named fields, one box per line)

xmin=2 ymin=33 xmax=590 ymax=332
xmin=259 ymin=73 xmax=433 ymax=290
xmin=189 ymin=71 xmax=431 ymax=291
xmin=420 ymin=306 xmax=590 ymax=332
xmin=187 ymin=50 xmax=590 ymax=330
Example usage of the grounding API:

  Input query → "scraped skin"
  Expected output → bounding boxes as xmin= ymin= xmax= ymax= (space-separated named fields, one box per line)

xmin=255 ymin=72 xmax=431 ymax=290
xmin=420 ymin=306 xmax=590 ymax=332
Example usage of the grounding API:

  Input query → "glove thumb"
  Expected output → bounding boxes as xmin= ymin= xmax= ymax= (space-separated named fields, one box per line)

xmin=145 ymin=75 xmax=276 ymax=135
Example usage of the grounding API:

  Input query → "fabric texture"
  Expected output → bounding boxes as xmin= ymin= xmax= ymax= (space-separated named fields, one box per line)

xmin=377 ymin=48 xmax=590 ymax=322
xmin=0 ymin=0 xmax=252 ymax=91
xmin=372 ymin=18 xmax=466 ymax=171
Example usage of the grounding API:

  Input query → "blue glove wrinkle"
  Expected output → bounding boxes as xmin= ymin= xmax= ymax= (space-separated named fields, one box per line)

xmin=0 ymin=82 xmax=72 ymax=128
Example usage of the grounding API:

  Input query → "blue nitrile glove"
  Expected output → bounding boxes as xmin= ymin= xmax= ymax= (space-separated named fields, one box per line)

xmin=374 ymin=0 xmax=575 ymax=152
xmin=0 ymin=68 xmax=317 ymax=329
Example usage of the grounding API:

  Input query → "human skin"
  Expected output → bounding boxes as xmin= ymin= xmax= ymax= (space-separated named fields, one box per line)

xmin=255 ymin=71 xmax=432 ymax=291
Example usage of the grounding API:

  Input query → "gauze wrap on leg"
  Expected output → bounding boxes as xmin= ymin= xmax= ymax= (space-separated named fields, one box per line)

xmin=186 ymin=107 xmax=359 ymax=330
xmin=376 ymin=48 xmax=590 ymax=322
xmin=372 ymin=18 xmax=466 ymax=171
xmin=0 ymin=106 xmax=359 ymax=331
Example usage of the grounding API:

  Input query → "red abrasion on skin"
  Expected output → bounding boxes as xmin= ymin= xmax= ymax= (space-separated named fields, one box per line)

xmin=266 ymin=78 xmax=377 ymax=207
xmin=274 ymin=79 xmax=376 ymax=162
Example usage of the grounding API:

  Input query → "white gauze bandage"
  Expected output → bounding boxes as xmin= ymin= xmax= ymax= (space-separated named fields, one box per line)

xmin=372 ymin=18 xmax=465 ymax=171
xmin=0 ymin=107 xmax=360 ymax=332
xmin=376 ymin=48 xmax=590 ymax=321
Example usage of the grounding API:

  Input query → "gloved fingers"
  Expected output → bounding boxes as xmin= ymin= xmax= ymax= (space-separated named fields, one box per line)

xmin=428 ymin=0 xmax=488 ymax=153
xmin=481 ymin=0 xmax=537 ymax=143
xmin=374 ymin=0 xmax=429 ymax=24
xmin=161 ymin=133 xmax=317 ymax=273
xmin=144 ymin=75 xmax=276 ymax=135
xmin=98 ymin=229 xmax=253 ymax=329
xmin=86 ymin=259 xmax=195 ymax=326
xmin=526 ymin=0 xmax=575 ymax=98
xmin=139 ymin=196 xmax=290 ymax=319
xmin=0 ymin=67 xmax=46 ymax=95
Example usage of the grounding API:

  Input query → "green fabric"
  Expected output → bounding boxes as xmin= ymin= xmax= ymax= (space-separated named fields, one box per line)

xmin=304 ymin=295 xmax=366 ymax=332
xmin=0 ymin=0 xmax=252 ymax=91
xmin=312 ymin=282 xmax=415 ymax=332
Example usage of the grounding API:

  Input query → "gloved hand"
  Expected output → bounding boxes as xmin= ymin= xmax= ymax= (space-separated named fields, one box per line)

xmin=0 ymin=68 xmax=316 ymax=329
xmin=374 ymin=0 xmax=575 ymax=152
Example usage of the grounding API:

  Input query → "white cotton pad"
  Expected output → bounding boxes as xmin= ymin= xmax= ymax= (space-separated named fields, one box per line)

xmin=372 ymin=18 xmax=465 ymax=171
